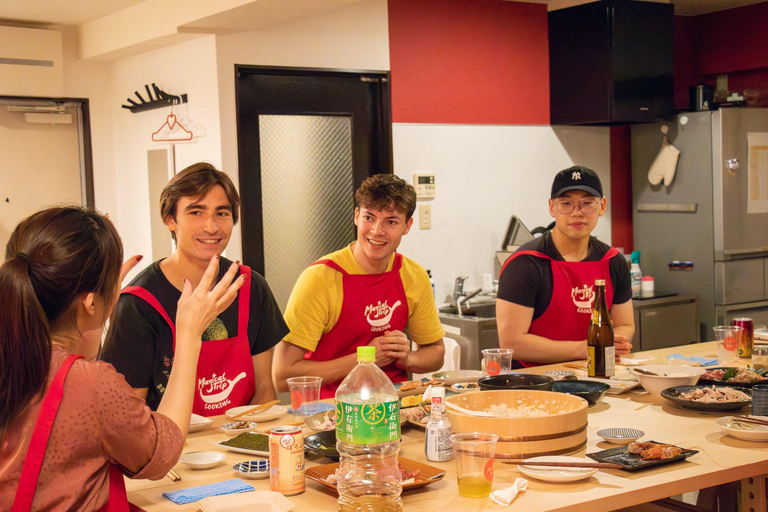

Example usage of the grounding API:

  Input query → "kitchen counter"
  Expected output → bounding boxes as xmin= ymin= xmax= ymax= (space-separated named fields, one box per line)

xmin=631 ymin=293 xmax=699 ymax=351
xmin=125 ymin=342 xmax=768 ymax=512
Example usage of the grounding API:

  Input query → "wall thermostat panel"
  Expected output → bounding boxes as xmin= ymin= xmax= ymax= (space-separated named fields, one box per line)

xmin=413 ymin=173 xmax=436 ymax=199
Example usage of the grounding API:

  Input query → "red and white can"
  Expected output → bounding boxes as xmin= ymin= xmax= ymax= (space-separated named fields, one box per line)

xmin=269 ymin=426 xmax=305 ymax=495
xmin=732 ymin=318 xmax=754 ymax=358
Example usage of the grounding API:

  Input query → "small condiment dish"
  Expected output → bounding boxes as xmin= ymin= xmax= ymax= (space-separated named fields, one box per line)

xmin=179 ymin=451 xmax=226 ymax=470
xmin=220 ymin=421 xmax=258 ymax=436
xmin=189 ymin=413 xmax=213 ymax=433
xmin=597 ymin=428 xmax=645 ymax=445
xmin=233 ymin=460 xmax=270 ymax=479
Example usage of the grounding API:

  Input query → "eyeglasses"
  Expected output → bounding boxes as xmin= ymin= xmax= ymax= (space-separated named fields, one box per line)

xmin=554 ymin=198 xmax=601 ymax=215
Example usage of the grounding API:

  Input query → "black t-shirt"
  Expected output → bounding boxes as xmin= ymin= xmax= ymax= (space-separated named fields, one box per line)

xmin=497 ymin=231 xmax=632 ymax=321
xmin=100 ymin=257 xmax=289 ymax=411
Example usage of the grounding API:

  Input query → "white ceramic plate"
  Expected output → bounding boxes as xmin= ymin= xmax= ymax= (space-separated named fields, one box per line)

xmin=597 ymin=427 xmax=645 ymax=445
xmin=225 ymin=404 xmax=289 ymax=422
xmin=189 ymin=413 xmax=213 ymax=433
xmin=517 ymin=456 xmax=598 ymax=483
xmin=431 ymin=370 xmax=484 ymax=386
xmin=220 ymin=421 xmax=258 ymax=436
xmin=716 ymin=417 xmax=768 ymax=442
xmin=178 ymin=451 xmax=226 ymax=470
xmin=199 ymin=490 xmax=295 ymax=512
xmin=232 ymin=460 xmax=270 ymax=479
xmin=619 ymin=356 xmax=654 ymax=366
xmin=214 ymin=440 xmax=269 ymax=457
xmin=450 ymin=382 xmax=480 ymax=393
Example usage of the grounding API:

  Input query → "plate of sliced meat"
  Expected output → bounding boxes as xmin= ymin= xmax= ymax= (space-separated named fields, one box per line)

xmin=396 ymin=378 xmax=444 ymax=398
xmin=661 ymin=385 xmax=752 ymax=412
xmin=699 ymin=367 xmax=768 ymax=387
xmin=587 ymin=441 xmax=698 ymax=471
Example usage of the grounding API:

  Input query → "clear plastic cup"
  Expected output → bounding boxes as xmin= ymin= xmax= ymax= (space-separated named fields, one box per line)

xmin=449 ymin=432 xmax=499 ymax=498
xmin=286 ymin=376 xmax=322 ymax=416
xmin=481 ymin=348 xmax=513 ymax=376
xmin=713 ymin=326 xmax=743 ymax=364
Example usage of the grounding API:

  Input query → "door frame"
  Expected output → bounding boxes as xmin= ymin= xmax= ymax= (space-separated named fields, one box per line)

xmin=234 ymin=65 xmax=393 ymax=275
xmin=0 ymin=95 xmax=94 ymax=207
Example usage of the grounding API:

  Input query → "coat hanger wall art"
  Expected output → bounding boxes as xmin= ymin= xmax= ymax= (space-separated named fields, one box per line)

xmin=151 ymin=111 xmax=194 ymax=142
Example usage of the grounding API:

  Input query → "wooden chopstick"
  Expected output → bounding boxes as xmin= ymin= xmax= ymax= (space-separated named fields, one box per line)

xmin=733 ymin=415 xmax=768 ymax=427
xmin=166 ymin=469 xmax=181 ymax=482
xmin=503 ymin=461 xmax=623 ymax=469
xmin=232 ymin=399 xmax=281 ymax=419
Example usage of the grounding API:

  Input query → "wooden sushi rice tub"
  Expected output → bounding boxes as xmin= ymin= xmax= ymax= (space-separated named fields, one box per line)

xmin=446 ymin=390 xmax=588 ymax=459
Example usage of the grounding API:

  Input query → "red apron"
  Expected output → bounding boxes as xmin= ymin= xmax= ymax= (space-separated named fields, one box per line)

xmin=12 ymin=355 xmax=139 ymax=512
xmin=501 ymin=248 xmax=618 ymax=367
xmin=122 ymin=266 xmax=255 ymax=416
xmin=305 ymin=253 xmax=410 ymax=398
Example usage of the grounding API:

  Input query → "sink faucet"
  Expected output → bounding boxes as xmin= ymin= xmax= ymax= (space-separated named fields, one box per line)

xmin=453 ymin=276 xmax=469 ymax=304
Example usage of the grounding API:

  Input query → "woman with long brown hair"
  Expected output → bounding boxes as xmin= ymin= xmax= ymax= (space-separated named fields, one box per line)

xmin=0 ymin=205 xmax=244 ymax=511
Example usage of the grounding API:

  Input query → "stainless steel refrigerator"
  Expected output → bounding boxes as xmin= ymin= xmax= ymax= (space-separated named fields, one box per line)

xmin=632 ymin=108 xmax=768 ymax=340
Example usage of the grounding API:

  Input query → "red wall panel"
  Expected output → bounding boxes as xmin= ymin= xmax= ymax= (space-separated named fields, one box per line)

xmin=610 ymin=126 xmax=633 ymax=253
xmin=388 ymin=0 xmax=550 ymax=125
xmin=673 ymin=15 xmax=701 ymax=110
xmin=698 ymin=2 xmax=768 ymax=76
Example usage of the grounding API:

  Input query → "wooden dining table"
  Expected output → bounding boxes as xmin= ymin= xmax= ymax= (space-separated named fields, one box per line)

xmin=125 ymin=341 xmax=768 ymax=511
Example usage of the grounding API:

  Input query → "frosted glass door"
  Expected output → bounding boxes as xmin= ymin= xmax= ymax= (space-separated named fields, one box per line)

xmin=259 ymin=115 xmax=354 ymax=310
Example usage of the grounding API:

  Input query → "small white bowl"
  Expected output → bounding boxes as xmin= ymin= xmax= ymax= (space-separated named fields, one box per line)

xmin=233 ymin=460 xmax=270 ymax=479
xmin=189 ymin=413 xmax=213 ymax=433
xmin=597 ymin=427 xmax=645 ymax=445
xmin=179 ymin=451 xmax=226 ymax=470
xmin=220 ymin=421 xmax=258 ymax=436
xmin=628 ymin=365 xmax=706 ymax=396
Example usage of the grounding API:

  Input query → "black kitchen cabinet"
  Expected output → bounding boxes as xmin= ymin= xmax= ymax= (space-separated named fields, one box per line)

xmin=549 ymin=0 xmax=674 ymax=125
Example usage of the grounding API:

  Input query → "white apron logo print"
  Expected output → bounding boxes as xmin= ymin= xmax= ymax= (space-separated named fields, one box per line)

xmin=571 ymin=285 xmax=594 ymax=314
xmin=198 ymin=371 xmax=246 ymax=408
xmin=365 ymin=300 xmax=402 ymax=332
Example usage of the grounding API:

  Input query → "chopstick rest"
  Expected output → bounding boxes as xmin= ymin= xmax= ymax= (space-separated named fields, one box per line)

xmin=162 ymin=478 xmax=254 ymax=504
xmin=489 ymin=478 xmax=528 ymax=506
xmin=232 ymin=399 xmax=281 ymax=419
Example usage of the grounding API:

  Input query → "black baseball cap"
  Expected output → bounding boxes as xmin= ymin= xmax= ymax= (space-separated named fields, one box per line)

xmin=551 ymin=166 xmax=603 ymax=199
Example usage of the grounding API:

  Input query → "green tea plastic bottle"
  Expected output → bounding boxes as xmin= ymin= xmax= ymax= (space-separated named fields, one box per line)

xmin=335 ymin=346 xmax=402 ymax=512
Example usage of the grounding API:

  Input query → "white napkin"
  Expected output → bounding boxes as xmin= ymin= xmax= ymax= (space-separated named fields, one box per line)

xmin=489 ymin=478 xmax=528 ymax=506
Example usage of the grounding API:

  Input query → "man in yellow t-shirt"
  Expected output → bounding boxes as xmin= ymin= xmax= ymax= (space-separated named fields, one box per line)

xmin=273 ymin=174 xmax=445 ymax=398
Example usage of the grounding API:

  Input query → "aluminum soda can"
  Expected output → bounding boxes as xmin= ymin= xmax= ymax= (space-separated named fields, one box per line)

xmin=269 ymin=426 xmax=305 ymax=495
xmin=732 ymin=318 xmax=754 ymax=358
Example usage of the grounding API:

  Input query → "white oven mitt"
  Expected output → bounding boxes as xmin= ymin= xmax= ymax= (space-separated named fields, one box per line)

xmin=489 ymin=478 xmax=528 ymax=506
xmin=647 ymin=127 xmax=681 ymax=187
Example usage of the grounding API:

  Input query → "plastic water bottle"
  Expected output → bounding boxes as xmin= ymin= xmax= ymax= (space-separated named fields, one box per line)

xmin=335 ymin=347 xmax=402 ymax=512
xmin=630 ymin=251 xmax=643 ymax=299
xmin=425 ymin=387 xmax=453 ymax=461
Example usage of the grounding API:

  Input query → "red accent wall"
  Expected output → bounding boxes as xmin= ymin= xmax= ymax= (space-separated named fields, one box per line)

xmin=673 ymin=16 xmax=701 ymax=110
xmin=387 ymin=0 xmax=550 ymax=125
xmin=610 ymin=126 xmax=632 ymax=253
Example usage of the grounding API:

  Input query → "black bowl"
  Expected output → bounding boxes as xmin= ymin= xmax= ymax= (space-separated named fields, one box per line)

xmin=551 ymin=380 xmax=610 ymax=405
xmin=304 ymin=430 xmax=339 ymax=461
xmin=477 ymin=374 xmax=554 ymax=391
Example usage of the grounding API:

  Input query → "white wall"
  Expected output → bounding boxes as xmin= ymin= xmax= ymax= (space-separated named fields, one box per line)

xmin=214 ymin=0 xmax=390 ymax=260
xmin=108 ymin=35 xmax=222 ymax=279
xmin=393 ymin=124 xmax=611 ymax=301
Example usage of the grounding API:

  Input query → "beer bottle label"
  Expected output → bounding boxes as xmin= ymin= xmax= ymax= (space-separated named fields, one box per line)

xmin=604 ymin=346 xmax=615 ymax=377
xmin=587 ymin=346 xmax=596 ymax=377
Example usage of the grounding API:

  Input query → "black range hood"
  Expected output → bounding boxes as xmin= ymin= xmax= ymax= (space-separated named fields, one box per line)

xmin=549 ymin=0 xmax=674 ymax=126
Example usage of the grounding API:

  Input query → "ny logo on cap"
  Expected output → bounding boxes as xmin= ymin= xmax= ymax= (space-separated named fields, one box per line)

xmin=572 ymin=171 xmax=581 ymax=180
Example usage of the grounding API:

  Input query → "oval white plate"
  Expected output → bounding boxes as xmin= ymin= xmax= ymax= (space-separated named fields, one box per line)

xmin=225 ymin=404 xmax=289 ymax=422
xmin=233 ymin=460 xmax=270 ymax=479
xmin=189 ymin=413 xmax=213 ymax=433
xmin=179 ymin=451 xmax=226 ymax=470
xmin=518 ymin=456 xmax=598 ymax=483
xmin=220 ymin=421 xmax=258 ymax=436
xmin=716 ymin=416 xmax=768 ymax=442
xmin=597 ymin=427 xmax=645 ymax=445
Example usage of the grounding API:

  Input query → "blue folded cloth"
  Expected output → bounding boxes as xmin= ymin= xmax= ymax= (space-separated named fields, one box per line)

xmin=287 ymin=402 xmax=335 ymax=414
xmin=667 ymin=354 xmax=718 ymax=366
xmin=162 ymin=479 xmax=254 ymax=505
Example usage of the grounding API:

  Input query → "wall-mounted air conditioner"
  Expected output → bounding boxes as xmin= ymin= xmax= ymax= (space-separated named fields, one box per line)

xmin=0 ymin=26 xmax=64 ymax=97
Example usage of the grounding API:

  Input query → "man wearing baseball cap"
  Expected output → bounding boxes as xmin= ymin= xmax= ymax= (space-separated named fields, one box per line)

xmin=496 ymin=166 xmax=634 ymax=367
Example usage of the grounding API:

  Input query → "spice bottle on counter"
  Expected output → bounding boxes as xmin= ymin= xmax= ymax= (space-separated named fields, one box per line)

xmin=425 ymin=387 xmax=453 ymax=462
xmin=630 ymin=251 xmax=643 ymax=298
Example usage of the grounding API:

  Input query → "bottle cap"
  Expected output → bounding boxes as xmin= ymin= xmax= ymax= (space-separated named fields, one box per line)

xmin=357 ymin=346 xmax=375 ymax=361
xmin=631 ymin=250 xmax=641 ymax=264
xmin=431 ymin=386 xmax=445 ymax=400
xmin=641 ymin=276 xmax=655 ymax=281
xmin=595 ymin=279 xmax=606 ymax=285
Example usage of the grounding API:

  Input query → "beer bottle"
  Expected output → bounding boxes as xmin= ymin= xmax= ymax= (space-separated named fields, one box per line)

xmin=587 ymin=279 xmax=615 ymax=378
